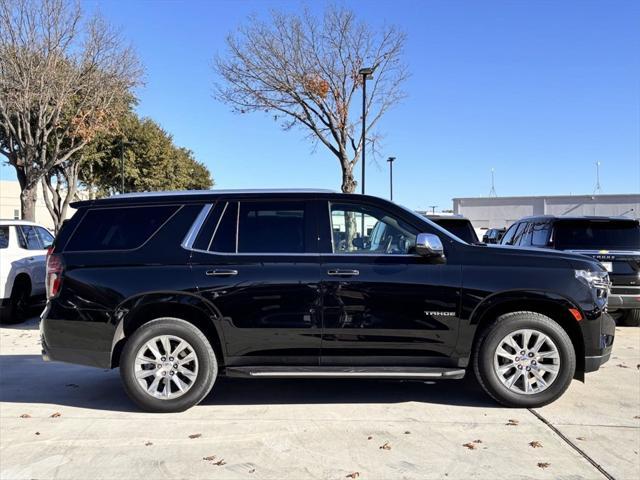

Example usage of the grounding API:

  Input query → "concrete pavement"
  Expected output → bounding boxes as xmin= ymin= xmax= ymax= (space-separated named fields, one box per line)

xmin=0 ymin=318 xmax=638 ymax=480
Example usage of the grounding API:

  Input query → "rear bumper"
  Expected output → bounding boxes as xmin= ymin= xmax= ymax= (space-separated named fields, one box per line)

xmin=607 ymin=293 xmax=640 ymax=310
xmin=40 ymin=304 xmax=114 ymax=369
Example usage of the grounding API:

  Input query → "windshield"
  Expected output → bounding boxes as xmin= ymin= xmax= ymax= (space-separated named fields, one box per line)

xmin=431 ymin=219 xmax=479 ymax=244
xmin=553 ymin=220 xmax=640 ymax=250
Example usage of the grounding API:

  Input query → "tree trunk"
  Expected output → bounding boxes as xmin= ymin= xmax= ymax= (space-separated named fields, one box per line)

xmin=20 ymin=184 xmax=38 ymax=222
xmin=340 ymin=162 xmax=357 ymax=193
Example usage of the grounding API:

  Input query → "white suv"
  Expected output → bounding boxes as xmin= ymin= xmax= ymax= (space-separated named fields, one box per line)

xmin=0 ymin=220 xmax=54 ymax=323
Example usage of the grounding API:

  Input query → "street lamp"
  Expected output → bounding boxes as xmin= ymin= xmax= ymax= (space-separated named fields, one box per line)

xmin=359 ymin=66 xmax=375 ymax=195
xmin=387 ymin=156 xmax=396 ymax=201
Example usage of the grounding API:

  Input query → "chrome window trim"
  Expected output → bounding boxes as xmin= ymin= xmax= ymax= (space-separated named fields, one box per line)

xmin=206 ymin=202 xmax=228 ymax=251
xmin=183 ymin=201 xmax=422 ymax=258
xmin=181 ymin=204 xmax=212 ymax=250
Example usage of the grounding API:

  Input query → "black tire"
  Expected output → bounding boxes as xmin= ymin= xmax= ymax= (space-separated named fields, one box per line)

xmin=1 ymin=277 xmax=31 ymax=324
xmin=618 ymin=309 xmax=640 ymax=327
xmin=473 ymin=311 xmax=576 ymax=408
xmin=120 ymin=318 xmax=218 ymax=413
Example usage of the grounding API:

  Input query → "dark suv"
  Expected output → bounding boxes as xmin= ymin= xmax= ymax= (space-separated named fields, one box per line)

xmin=500 ymin=216 xmax=640 ymax=326
xmin=41 ymin=190 xmax=614 ymax=412
xmin=425 ymin=214 xmax=479 ymax=244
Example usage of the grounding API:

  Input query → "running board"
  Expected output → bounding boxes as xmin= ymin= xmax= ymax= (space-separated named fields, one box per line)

xmin=224 ymin=366 xmax=466 ymax=379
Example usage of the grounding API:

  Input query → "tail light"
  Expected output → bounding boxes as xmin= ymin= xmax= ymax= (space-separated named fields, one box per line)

xmin=46 ymin=248 xmax=64 ymax=299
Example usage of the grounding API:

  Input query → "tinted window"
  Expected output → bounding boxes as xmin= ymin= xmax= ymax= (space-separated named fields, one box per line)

xmin=331 ymin=203 xmax=417 ymax=255
xmin=238 ymin=202 xmax=305 ymax=253
xmin=193 ymin=202 xmax=226 ymax=251
xmin=519 ymin=223 xmax=533 ymax=246
xmin=210 ymin=202 xmax=238 ymax=253
xmin=500 ymin=224 xmax=518 ymax=245
xmin=65 ymin=205 xmax=179 ymax=251
xmin=553 ymin=220 xmax=640 ymax=250
xmin=0 ymin=227 xmax=8 ymax=249
xmin=431 ymin=219 xmax=478 ymax=244
xmin=19 ymin=225 xmax=43 ymax=250
xmin=531 ymin=222 xmax=551 ymax=247
xmin=511 ymin=222 xmax=528 ymax=245
xmin=36 ymin=227 xmax=54 ymax=249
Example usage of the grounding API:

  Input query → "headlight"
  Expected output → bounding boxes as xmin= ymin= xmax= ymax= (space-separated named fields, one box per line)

xmin=575 ymin=269 xmax=610 ymax=299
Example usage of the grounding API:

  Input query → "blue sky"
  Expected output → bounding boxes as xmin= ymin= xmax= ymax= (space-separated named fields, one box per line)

xmin=2 ymin=0 xmax=639 ymax=211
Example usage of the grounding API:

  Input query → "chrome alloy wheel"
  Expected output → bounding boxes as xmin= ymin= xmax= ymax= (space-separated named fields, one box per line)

xmin=493 ymin=329 xmax=560 ymax=395
xmin=134 ymin=335 xmax=199 ymax=400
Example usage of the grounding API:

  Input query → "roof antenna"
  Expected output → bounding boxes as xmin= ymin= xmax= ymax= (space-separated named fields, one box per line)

xmin=593 ymin=161 xmax=602 ymax=195
xmin=489 ymin=168 xmax=497 ymax=197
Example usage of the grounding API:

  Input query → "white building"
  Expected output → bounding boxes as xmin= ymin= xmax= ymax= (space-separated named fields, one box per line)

xmin=453 ymin=193 xmax=640 ymax=230
xmin=0 ymin=180 xmax=77 ymax=230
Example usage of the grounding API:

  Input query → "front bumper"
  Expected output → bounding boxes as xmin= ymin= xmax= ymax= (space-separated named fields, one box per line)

xmin=581 ymin=311 xmax=615 ymax=373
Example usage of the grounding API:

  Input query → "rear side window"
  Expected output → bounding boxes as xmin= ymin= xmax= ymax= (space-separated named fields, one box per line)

xmin=531 ymin=222 xmax=551 ymax=247
xmin=193 ymin=201 xmax=238 ymax=253
xmin=65 ymin=205 xmax=179 ymax=251
xmin=238 ymin=201 xmax=307 ymax=253
xmin=0 ymin=226 xmax=8 ymax=249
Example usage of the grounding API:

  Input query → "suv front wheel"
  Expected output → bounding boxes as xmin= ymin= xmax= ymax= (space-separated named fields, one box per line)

xmin=120 ymin=318 xmax=218 ymax=413
xmin=473 ymin=311 xmax=576 ymax=408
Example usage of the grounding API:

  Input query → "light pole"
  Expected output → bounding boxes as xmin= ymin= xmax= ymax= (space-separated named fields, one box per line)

xmin=387 ymin=156 xmax=396 ymax=201
xmin=358 ymin=67 xmax=374 ymax=195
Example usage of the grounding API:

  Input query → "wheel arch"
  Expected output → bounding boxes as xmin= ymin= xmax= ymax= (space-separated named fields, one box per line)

xmin=469 ymin=291 xmax=586 ymax=380
xmin=110 ymin=292 xmax=226 ymax=369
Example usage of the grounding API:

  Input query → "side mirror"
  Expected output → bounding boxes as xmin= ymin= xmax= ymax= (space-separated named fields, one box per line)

xmin=415 ymin=233 xmax=444 ymax=258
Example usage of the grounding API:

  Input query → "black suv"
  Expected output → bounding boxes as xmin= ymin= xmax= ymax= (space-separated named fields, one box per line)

xmin=425 ymin=214 xmax=479 ymax=244
xmin=500 ymin=216 xmax=640 ymax=326
xmin=41 ymin=190 xmax=614 ymax=412
xmin=483 ymin=228 xmax=506 ymax=244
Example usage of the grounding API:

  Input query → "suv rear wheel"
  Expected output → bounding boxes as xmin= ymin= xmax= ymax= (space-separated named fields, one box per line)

xmin=473 ymin=311 xmax=575 ymax=408
xmin=120 ymin=318 xmax=218 ymax=412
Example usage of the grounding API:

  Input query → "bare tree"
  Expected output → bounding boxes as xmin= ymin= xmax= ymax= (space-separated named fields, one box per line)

xmin=215 ymin=6 xmax=408 ymax=193
xmin=0 ymin=0 xmax=142 ymax=221
xmin=41 ymin=160 xmax=79 ymax=233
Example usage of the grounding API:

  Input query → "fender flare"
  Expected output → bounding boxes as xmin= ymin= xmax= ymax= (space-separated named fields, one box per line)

xmin=109 ymin=291 xmax=226 ymax=363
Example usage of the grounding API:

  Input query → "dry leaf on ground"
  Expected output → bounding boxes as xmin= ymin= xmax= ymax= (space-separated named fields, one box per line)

xmin=50 ymin=412 xmax=61 ymax=418
xmin=19 ymin=414 xmax=31 ymax=418
xmin=203 ymin=455 xmax=216 ymax=461
xmin=188 ymin=433 xmax=202 ymax=439
xmin=213 ymin=459 xmax=226 ymax=466
xmin=529 ymin=441 xmax=543 ymax=448
xmin=537 ymin=463 xmax=550 ymax=469
xmin=379 ymin=442 xmax=391 ymax=450
xmin=462 ymin=442 xmax=476 ymax=450
xmin=506 ymin=419 xmax=519 ymax=426
xmin=346 ymin=473 xmax=360 ymax=479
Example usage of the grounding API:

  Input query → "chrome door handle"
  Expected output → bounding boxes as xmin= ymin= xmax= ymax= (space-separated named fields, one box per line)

xmin=327 ymin=269 xmax=359 ymax=276
xmin=206 ymin=269 xmax=238 ymax=277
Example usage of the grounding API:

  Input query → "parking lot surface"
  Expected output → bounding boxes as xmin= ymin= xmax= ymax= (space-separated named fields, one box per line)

xmin=0 ymin=318 xmax=638 ymax=480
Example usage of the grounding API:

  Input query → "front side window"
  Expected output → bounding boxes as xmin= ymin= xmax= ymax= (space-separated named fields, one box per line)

xmin=330 ymin=203 xmax=417 ymax=255
xmin=19 ymin=225 xmax=43 ymax=250
xmin=65 ymin=205 xmax=179 ymax=251
xmin=510 ymin=222 xmax=528 ymax=246
xmin=0 ymin=226 xmax=8 ymax=249
xmin=500 ymin=223 xmax=518 ymax=245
